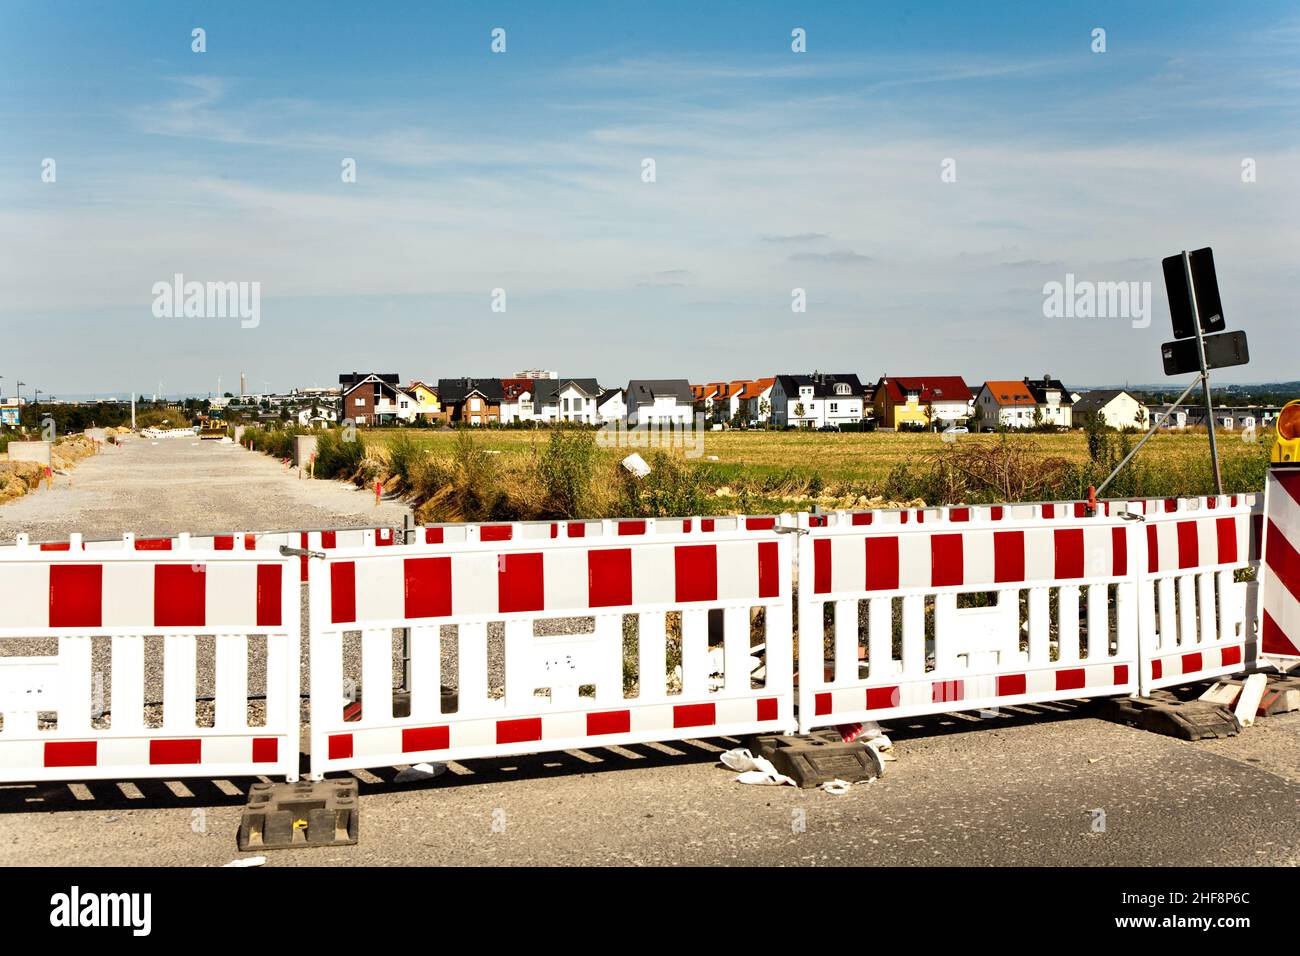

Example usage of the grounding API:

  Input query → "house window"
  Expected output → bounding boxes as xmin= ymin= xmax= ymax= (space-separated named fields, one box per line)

xmin=470 ymin=398 xmax=480 ymax=411
xmin=836 ymin=383 xmax=850 ymax=395
xmin=354 ymin=398 xmax=364 ymax=407
xmin=830 ymin=402 xmax=839 ymax=413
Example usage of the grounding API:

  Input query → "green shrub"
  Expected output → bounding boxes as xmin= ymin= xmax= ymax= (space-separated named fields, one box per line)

xmin=536 ymin=429 xmax=597 ymax=518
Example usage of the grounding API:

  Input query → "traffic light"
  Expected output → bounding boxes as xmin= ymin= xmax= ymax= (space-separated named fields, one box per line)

xmin=1272 ymin=400 xmax=1300 ymax=464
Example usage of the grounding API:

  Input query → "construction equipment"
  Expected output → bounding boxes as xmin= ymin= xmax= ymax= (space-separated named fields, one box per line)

xmin=199 ymin=417 xmax=227 ymax=440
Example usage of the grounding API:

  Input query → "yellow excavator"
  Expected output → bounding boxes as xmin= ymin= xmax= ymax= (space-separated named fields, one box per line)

xmin=199 ymin=417 xmax=227 ymax=440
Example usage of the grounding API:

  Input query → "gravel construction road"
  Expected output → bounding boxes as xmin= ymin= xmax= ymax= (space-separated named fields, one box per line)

xmin=0 ymin=438 xmax=1297 ymax=866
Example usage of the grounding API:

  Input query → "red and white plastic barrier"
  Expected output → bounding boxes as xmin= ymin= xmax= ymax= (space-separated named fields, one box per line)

xmin=1260 ymin=469 xmax=1300 ymax=667
xmin=795 ymin=502 xmax=1142 ymax=732
xmin=0 ymin=540 xmax=300 ymax=783
xmin=306 ymin=527 xmax=794 ymax=779
xmin=1137 ymin=495 xmax=1261 ymax=692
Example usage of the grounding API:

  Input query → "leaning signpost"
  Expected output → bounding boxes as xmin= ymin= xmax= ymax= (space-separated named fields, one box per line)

xmin=1092 ymin=247 xmax=1248 ymax=504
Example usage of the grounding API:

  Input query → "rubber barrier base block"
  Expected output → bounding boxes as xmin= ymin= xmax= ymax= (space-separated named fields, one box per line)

xmin=237 ymin=780 xmax=359 ymax=851
xmin=751 ymin=730 xmax=885 ymax=788
xmin=343 ymin=686 xmax=457 ymax=723
xmin=1098 ymin=696 xmax=1241 ymax=741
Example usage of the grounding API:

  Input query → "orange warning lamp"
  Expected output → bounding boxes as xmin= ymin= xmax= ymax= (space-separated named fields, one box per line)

xmin=1272 ymin=400 xmax=1300 ymax=464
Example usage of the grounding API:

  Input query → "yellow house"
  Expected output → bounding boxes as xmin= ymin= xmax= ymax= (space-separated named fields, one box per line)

xmin=405 ymin=381 xmax=441 ymax=421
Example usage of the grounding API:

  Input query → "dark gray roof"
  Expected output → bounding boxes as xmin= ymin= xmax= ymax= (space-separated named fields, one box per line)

xmin=1073 ymin=389 xmax=1138 ymax=413
xmin=1022 ymin=376 xmax=1073 ymax=404
xmin=626 ymin=379 xmax=694 ymax=406
xmin=339 ymin=372 xmax=399 ymax=387
xmin=774 ymin=373 xmax=866 ymax=398
xmin=437 ymin=378 xmax=504 ymax=403
xmin=530 ymin=378 xmax=601 ymax=403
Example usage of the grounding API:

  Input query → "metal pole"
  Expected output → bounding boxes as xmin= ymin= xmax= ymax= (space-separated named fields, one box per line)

xmin=1183 ymin=250 xmax=1223 ymax=494
xmin=400 ymin=512 xmax=415 ymax=692
xmin=1094 ymin=373 xmax=1202 ymax=498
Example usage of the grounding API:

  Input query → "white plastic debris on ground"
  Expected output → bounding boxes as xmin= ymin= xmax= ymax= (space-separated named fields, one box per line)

xmin=223 ymin=856 xmax=266 ymax=867
xmin=720 ymin=748 xmax=796 ymax=787
xmin=1234 ymin=673 xmax=1269 ymax=727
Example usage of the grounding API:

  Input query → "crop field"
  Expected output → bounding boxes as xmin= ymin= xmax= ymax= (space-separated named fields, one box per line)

xmin=362 ymin=426 xmax=1266 ymax=489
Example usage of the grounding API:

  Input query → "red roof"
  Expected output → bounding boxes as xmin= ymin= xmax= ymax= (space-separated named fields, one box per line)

xmin=879 ymin=376 xmax=972 ymax=404
xmin=982 ymin=381 xmax=1037 ymax=406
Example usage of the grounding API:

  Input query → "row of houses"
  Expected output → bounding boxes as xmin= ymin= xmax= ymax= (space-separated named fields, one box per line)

xmin=334 ymin=370 xmax=1262 ymax=432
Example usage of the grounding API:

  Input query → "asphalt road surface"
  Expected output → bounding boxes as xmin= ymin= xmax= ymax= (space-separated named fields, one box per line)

xmin=0 ymin=438 xmax=1296 ymax=866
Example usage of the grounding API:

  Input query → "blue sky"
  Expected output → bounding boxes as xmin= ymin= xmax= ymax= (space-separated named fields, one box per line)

xmin=1 ymin=1 xmax=1297 ymax=397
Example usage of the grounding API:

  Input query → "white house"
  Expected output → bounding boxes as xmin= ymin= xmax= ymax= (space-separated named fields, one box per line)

xmin=1022 ymin=375 xmax=1074 ymax=428
xmin=1071 ymin=389 xmax=1149 ymax=430
xmin=295 ymin=401 xmax=339 ymax=427
xmin=597 ymin=388 xmax=626 ymax=425
xmin=738 ymin=378 xmax=776 ymax=424
xmin=973 ymin=381 xmax=1040 ymax=429
xmin=771 ymin=374 xmax=867 ymax=429
xmin=551 ymin=379 xmax=602 ymax=424
xmin=625 ymin=380 xmax=695 ymax=426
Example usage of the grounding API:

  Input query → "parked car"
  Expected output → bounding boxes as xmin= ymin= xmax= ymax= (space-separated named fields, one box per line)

xmin=943 ymin=425 xmax=969 ymax=435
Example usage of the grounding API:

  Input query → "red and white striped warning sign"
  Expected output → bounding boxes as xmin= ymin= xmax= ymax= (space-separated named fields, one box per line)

xmin=1261 ymin=468 xmax=1300 ymax=665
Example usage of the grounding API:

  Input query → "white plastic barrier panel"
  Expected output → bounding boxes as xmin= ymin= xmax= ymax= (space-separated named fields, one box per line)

xmin=0 ymin=539 xmax=300 ymax=783
xmin=796 ymin=503 xmax=1140 ymax=731
xmin=1138 ymin=494 xmax=1262 ymax=692
xmin=1260 ymin=469 xmax=1300 ymax=667
xmin=308 ymin=527 xmax=794 ymax=778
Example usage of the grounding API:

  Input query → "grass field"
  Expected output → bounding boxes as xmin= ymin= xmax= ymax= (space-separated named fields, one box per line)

xmin=362 ymin=426 xmax=1267 ymax=490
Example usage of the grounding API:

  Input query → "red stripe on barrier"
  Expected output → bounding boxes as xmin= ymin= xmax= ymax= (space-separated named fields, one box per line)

xmin=851 ymin=512 xmax=872 ymax=526
xmin=814 ymin=692 xmax=832 ymax=716
xmin=498 ymin=552 xmax=545 ymax=613
xmin=328 ymin=734 xmax=353 ymax=759
xmin=256 ymin=564 xmax=283 ymax=627
xmin=1111 ymin=527 xmax=1128 ymax=577
xmin=245 ymin=534 xmax=256 ymax=551
xmin=299 ymin=533 xmax=309 ymax=582
xmin=758 ymin=541 xmax=780 ymax=599
xmin=1220 ymin=646 xmax=1242 ymax=668
xmin=150 ymin=738 xmax=201 ymax=764
xmin=1146 ymin=524 xmax=1160 ymax=573
xmin=618 ymin=521 xmax=647 ymax=536
xmin=1176 ymin=521 xmax=1199 ymax=570
xmin=949 ymin=507 xmax=970 ymax=522
xmin=1055 ymin=668 xmax=1086 ymax=691
xmin=1265 ymin=518 xmax=1300 ymax=604
xmin=214 ymin=535 xmax=234 ymax=550
xmin=701 ymin=519 xmax=715 ymax=532
xmin=567 ymin=522 xmax=586 ymax=538
xmin=403 ymin=725 xmax=450 ymax=752
xmin=675 ymin=544 xmax=718 ymax=602
xmin=745 ymin=517 xmax=776 ymax=531
xmin=1262 ymin=610 xmax=1300 ymax=656
xmin=673 ymin=702 xmax=716 ymax=728
xmin=865 ymin=536 xmax=899 ymax=591
xmin=994 ymin=530 xmax=1025 ymax=584
xmin=990 ymin=506 xmax=1004 ymax=520
xmin=405 ymin=556 xmax=452 ymax=619
xmin=154 ymin=564 xmax=206 ymax=627
xmin=425 ymin=528 xmax=444 ymax=544
xmin=497 ymin=717 xmax=543 ymax=744
xmin=997 ymin=673 xmax=1026 ymax=696
xmin=330 ymin=562 xmax=357 ymax=624
xmin=1114 ymin=664 xmax=1129 ymax=685
xmin=866 ymin=686 xmax=899 ymax=710
xmin=1151 ymin=659 xmax=1163 ymax=679
xmin=932 ymin=680 xmax=963 ymax=704
xmin=44 ymin=741 xmax=96 ymax=768
xmin=1053 ymin=528 xmax=1084 ymax=580
xmin=481 ymin=525 xmax=512 ymax=541
xmin=40 ymin=542 xmax=70 ymax=551
xmin=588 ymin=548 xmax=633 ymax=608
xmin=757 ymin=697 xmax=778 ymax=721
xmin=1042 ymin=504 xmax=1055 ymax=519
xmin=931 ymin=533 xmax=963 ymax=587
xmin=813 ymin=538 xmax=832 ymax=594
xmin=1074 ymin=502 xmax=1088 ymax=518
xmin=1216 ymin=517 xmax=1237 ymax=565
xmin=252 ymin=738 xmax=278 ymax=763
xmin=681 ymin=519 xmax=693 ymax=532
xmin=134 ymin=538 xmax=172 ymax=551
xmin=49 ymin=564 xmax=103 ymax=628
xmin=321 ymin=530 xmax=337 ymax=548
xmin=586 ymin=710 xmax=631 ymax=735
xmin=1164 ymin=498 xmax=1177 ymax=513
xmin=376 ymin=529 xmax=394 ymax=547
xmin=1181 ymin=651 xmax=1202 ymax=675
